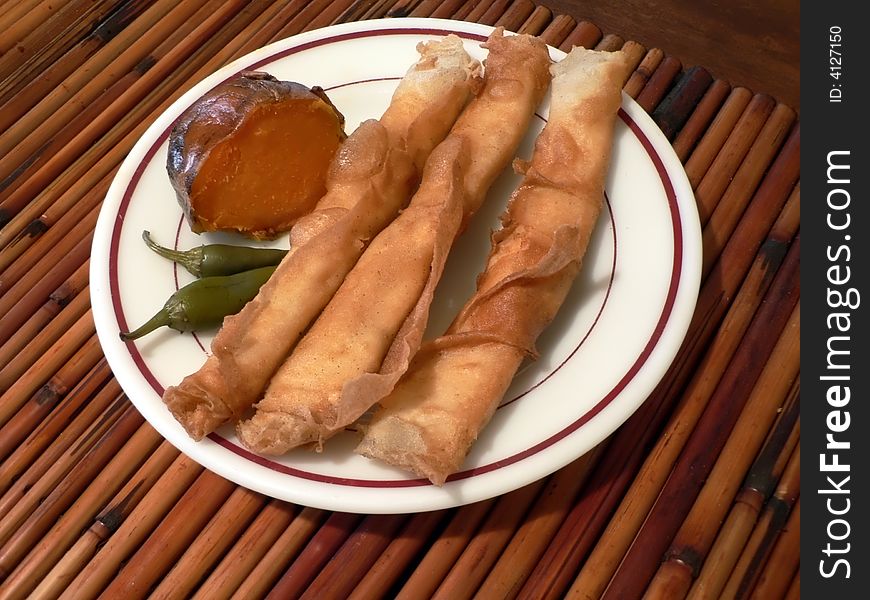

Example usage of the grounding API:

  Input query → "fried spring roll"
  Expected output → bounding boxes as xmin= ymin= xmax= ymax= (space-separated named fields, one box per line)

xmin=163 ymin=36 xmax=480 ymax=440
xmin=357 ymin=46 xmax=633 ymax=485
xmin=236 ymin=30 xmax=552 ymax=454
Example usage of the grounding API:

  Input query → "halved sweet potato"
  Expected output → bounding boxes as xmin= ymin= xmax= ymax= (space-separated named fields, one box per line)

xmin=167 ymin=71 xmax=346 ymax=239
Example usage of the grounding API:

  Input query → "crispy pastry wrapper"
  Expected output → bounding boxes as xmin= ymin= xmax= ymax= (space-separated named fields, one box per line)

xmin=162 ymin=36 xmax=480 ymax=440
xmin=236 ymin=30 xmax=553 ymax=454
xmin=357 ymin=46 xmax=633 ymax=485
xmin=236 ymin=137 xmax=467 ymax=453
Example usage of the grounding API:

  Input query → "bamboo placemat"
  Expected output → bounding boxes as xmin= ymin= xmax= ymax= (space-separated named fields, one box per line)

xmin=0 ymin=0 xmax=799 ymax=598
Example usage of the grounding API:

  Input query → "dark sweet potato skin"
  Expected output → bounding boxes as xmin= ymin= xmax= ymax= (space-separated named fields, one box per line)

xmin=166 ymin=71 xmax=345 ymax=237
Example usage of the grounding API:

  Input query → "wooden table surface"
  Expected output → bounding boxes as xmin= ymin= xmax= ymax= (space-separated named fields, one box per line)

xmin=0 ymin=1 xmax=800 ymax=598
xmin=539 ymin=0 xmax=800 ymax=110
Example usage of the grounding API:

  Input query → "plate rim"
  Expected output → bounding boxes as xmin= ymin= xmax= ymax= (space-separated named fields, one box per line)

xmin=90 ymin=17 xmax=702 ymax=513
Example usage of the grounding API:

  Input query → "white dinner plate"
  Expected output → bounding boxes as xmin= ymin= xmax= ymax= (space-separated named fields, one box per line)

xmin=90 ymin=18 xmax=702 ymax=513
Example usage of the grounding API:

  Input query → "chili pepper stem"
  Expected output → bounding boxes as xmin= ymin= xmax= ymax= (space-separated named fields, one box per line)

xmin=120 ymin=309 xmax=172 ymax=341
xmin=143 ymin=230 xmax=203 ymax=277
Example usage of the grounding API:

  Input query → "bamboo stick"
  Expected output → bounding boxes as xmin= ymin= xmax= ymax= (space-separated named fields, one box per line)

xmin=529 ymin=189 xmax=800 ymax=599
xmin=0 ymin=276 xmax=87 ymax=370
xmin=15 ymin=331 xmax=104 ymax=417
xmin=231 ymin=0 xmax=308 ymax=57
xmin=0 ymin=4 xmax=316 ymax=568
xmin=348 ymin=510 xmax=448 ymax=600
xmin=4 ymin=0 xmax=278 ymax=241
xmin=0 ymin=393 xmax=129 ymax=548
xmin=273 ymin=0 xmax=357 ymax=40
xmin=672 ymin=79 xmax=731 ymax=162
xmin=96 ymin=469 xmax=236 ymax=598
xmin=0 ymin=0 xmax=153 ymax=105
xmin=566 ymin=201 xmax=799 ymax=600
xmin=517 ymin=5 xmax=552 ymax=36
xmin=784 ymin=571 xmax=800 ymax=600
xmin=570 ymin=210 xmax=798 ymax=598
xmin=0 ymin=0 xmax=207 ymax=171
xmin=414 ymin=0 xmax=465 ymax=18
xmin=617 ymin=40 xmax=647 ymax=80
xmin=693 ymin=93 xmax=776 ymax=223
xmin=683 ymin=87 xmax=753 ymax=187
xmin=232 ymin=507 xmax=328 ymax=600
xmin=0 ymin=332 xmax=102 ymax=459
xmin=688 ymin=401 xmax=799 ymax=600
xmin=264 ymin=511 xmax=365 ymax=599
xmin=299 ymin=514 xmax=411 ymax=599
xmin=494 ymin=0 xmax=536 ymax=31
xmin=701 ymin=105 xmax=796 ymax=273
xmin=0 ymin=378 xmax=120 ymax=498
xmin=743 ymin=487 xmax=800 ymax=599
xmin=0 ymin=6 xmax=249 ymax=227
xmin=0 ymin=199 xmax=95 ymax=307
xmin=0 ymin=0 xmax=253 ymax=217
xmin=394 ymin=500 xmax=494 ymax=599
xmin=0 ymin=0 xmax=38 ymax=13
xmin=0 ymin=310 xmax=95 ymax=427
xmin=476 ymin=447 xmax=605 ymax=599
xmin=376 ymin=0 xmax=405 ymax=20
xmin=594 ymin=33 xmax=624 ymax=52
xmin=62 ymin=454 xmax=203 ymax=599
xmin=0 ymin=230 xmax=93 ymax=348
xmin=0 ymin=421 xmax=162 ymax=598
xmin=652 ymin=66 xmax=714 ymax=139
xmin=516 ymin=450 xmax=627 ymax=600
xmin=0 ymin=287 xmax=89 ymax=392
xmin=329 ymin=0 xmax=379 ymax=27
xmin=475 ymin=0 xmax=513 ymax=24
xmin=185 ymin=0 xmax=300 ymax=71
xmin=0 ymin=161 xmax=109 ymax=272
xmin=644 ymin=306 xmax=800 ymax=598
xmin=0 ymin=0 xmax=162 ymax=130
xmin=0 ymin=356 xmax=110 ymax=470
xmin=150 ymin=487 xmax=267 ymax=600
xmin=623 ymin=48 xmax=664 ymax=99
xmin=0 ymin=264 xmax=88 ymax=369
xmin=4 ymin=0 xmax=289 ymax=240
xmin=0 ymin=0 xmax=117 ymax=85
xmin=537 ymin=14 xmax=576 ymax=47
xmin=0 ymin=0 xmax=312 ymax=235
xmin=364 ymin=0 xmax=402 ymax=20
xmin=701 ymin=129 xmax=799 ymax=295
xmin=598 ymin=249 xmax=800 ymax=599
xmin=635 ymin=55 xmax=682 ymax=113
xmin=0 ymin=0 xmax=280 ymax=247
xmin=431 ymin=479 xmax=546 ymax=599
xmin=193 ymin=501 xmax=299 ymax=599
xmin=51 ymin=259 xmax=91 ymax=307
xmin=31 ymin=440 xmax=180 ymax=600
xmin=0 ymin=402 xmax=142 ymax=580
xmin=387 ymin=0 xmax=424 ymax=18
xmin=1 ymin=2 xmax=287 ymax=265
xmin=558 ymin=21 xmax=602 ymax=52
xmin=454 ymin=0 xmax=489 ymax=20
xmin=769 ymin=412 xmax=800 ymax=486
xmin=0 ymin=0 xmax=49 ymax=45
xmin=0 ymin=124 xmax=108 ymax=246
xmin=720 ymin=447 xmax=800 ymax=598
xmin=337 ymin=0 xmax=388 ymax=23
xmin=513 ymin=172 xmax=800 ymax=600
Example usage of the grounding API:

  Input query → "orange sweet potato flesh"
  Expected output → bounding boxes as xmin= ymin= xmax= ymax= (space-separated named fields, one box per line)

xmin=167 ymin=71 xmax=345 ymax=239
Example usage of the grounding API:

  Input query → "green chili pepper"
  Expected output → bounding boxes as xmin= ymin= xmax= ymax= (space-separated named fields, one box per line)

xmin=119 ymin=265 xmax=276 ymax=341
xmin=142 ymin=230 xmax=288 ymax=278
